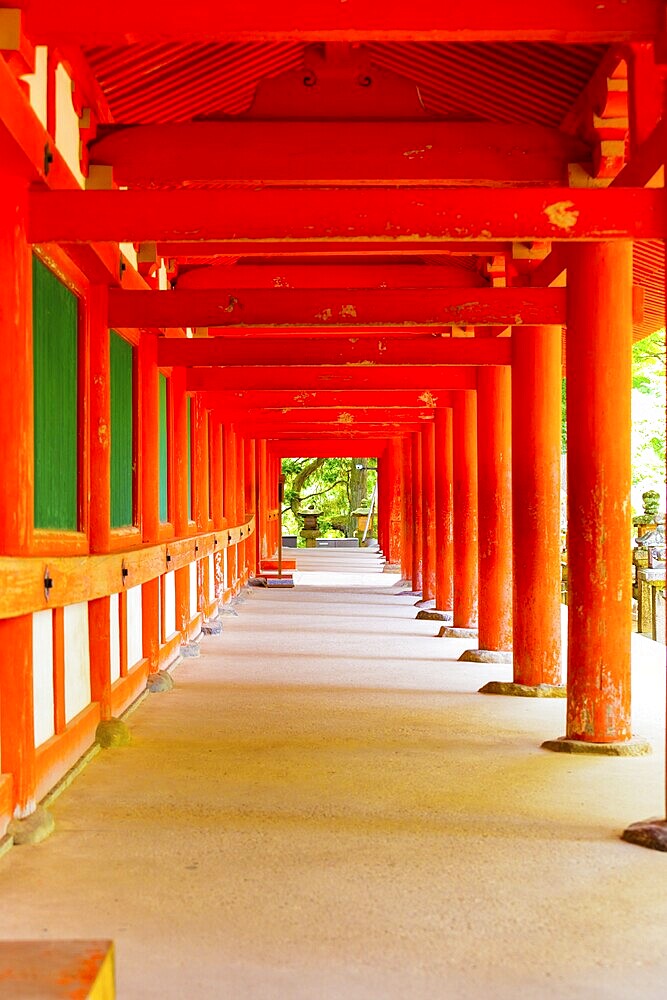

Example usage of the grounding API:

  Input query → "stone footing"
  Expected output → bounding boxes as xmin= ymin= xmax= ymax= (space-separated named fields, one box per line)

xmin=218 ymin=606 xmax=240 ymax=616
xmin=414 ymin=598 xmax=436 ymax=610
xmin=437 ymin=626 xmax=478 ymax=639
xmin=416 ymin=609 xmax=453 ymax=622
xmin=8 ymin=806 xmax=55 ymax=846
xmin=459 ymin=649 xmax=512 ymax=664
xmin=541 ymin=736 xmax=652 ymax=756
xmin=180 ymin=641 xmax=200 ymax=658
xmin=147 ymin=670 xmax=175 ymax=693
xmin=96 ymin=718 xmax=131 ymax=748
xmin=622 ymin=819 xmax=667 ymax=851
xmin=201 ymin=619 xmax=222 ymax=636
xmin=479 ymin=681 xmax=566 ymax=698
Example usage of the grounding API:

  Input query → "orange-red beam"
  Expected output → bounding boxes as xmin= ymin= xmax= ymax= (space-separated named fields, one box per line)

xmin=91 ymin=122 xmax=588 ymax=187
xmin=159 ymin=337 xmax=511 ymax=368
xmin=28 ymin=189 xmax=664 ymax=244
xmin=109 ymin=288 xmax=564 ymax=329
xmin=19 ymin=0 xmax=663 ymax=43
xmin=176 ymin=264 xmax=486 ymax=290
xmin=187 ymin=366 xmax=478 ymax=392
xmin=199 ymin=389 xmax=454 ymax=410
xmin=159 ymin=241 xmax=513 ymax=258
xmin=269 ymin=441 xmax=387 ymax=458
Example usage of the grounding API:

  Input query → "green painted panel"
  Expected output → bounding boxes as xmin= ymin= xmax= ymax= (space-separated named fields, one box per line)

xmin=159 ymin=374 xmax=168 ymax=523
xmin=33 ymin=256 xmax=79 ymax=531
xmin=110 ymin=331 xmax=134 ymax=528
xmin=187 ymin=396 xmax=192 ymax=521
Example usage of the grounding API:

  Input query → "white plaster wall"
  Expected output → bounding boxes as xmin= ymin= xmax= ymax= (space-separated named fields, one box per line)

xmin=164 ymin=571 xmax=176 ymax=637
xmin=223 ymin=550 xmax=228 ymax=590
xmin=208 ymin=555 xmax=215 ymax=601
xmin=55 ymin=63 xmax=85 ymax=186
xmin=21 ymin=45 xmax=48 ymax=128
xmin=32 ymin=610 xmax=55 ymax=748
xmin=63 ymin=602 xmax=91 ymax=724
xmin=127 ymin=586 xmax=143 ymax=667
xmin=190 ymin=561 xmax=198 ymax=617
xmin=109 ymin=594 xmax=121 ymax=684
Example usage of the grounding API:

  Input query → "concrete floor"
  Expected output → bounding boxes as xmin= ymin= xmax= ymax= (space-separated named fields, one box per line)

xmin=1 ymin=556 xmax=666 ymax=999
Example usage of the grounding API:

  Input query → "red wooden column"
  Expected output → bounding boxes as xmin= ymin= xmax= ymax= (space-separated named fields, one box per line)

xmin=411 ymin=432 xmax=423 ymax=593
xmin=0 ymin=176 xmax=35 ymax=821
xmin=210 ymin=418 xmax=224 ymax=529
xmin=483 ymin=326 xmax=563 ymax=695
xmin=419 ymin=423 xmax=437 ymax=604
xmin=400 ymin=437 xmax=413 ymax=582
xmin=386 ymin=437 xmax=403 ymax=566
xmin=223 ymin=423 xmax=238 ymax=588
xmin=461 ymin=367 xmax=512 ymax=662
xmin=256 ymin=439 xmax=268 ymax=564
xmin=172 ymin=369 xmax=191 ymax=636
xmin=236 ymin=435 xmax=247 ymax=583
xmin=452 ymin=391 xmax=478 ymax=630
xmin=245 ymin=438 xmax=257 ymax=577
xmin=545 ymin=244 xmax=648 ymax=754
xmin=376 ymin=451 xmax=389 ymax=557
xmin=87 ymin=286 xmax=116 ymax=726
xmin=139 ymin=332 xmax=160 ymax=670
xmin=193 ymin=396 xmax=210 ymax=532
xmin=434 ymin=407 xmax=454 ymax=615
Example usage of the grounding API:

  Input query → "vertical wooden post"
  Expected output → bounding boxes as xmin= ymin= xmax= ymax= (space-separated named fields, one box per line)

xmin=193 ymin=396 xmax=209 ymax=532
xmin=420 ymin=423 xmax=437 ymax=603
xmin=411 ymin=432 xmax=423 ymax=592
xmin=377 ymin=451 xmax=388 ymax=557
xmin=386 ymin=437 xmax=403 ymax=566
xmin=400 ymin=437 xmax=413 ymax=582
xmin=138 ymin=332 xmax=160 ymax=669
xmin=510 ymin=326 xmax=562 ymax=691
xmin=0 ymin=176 xmax=35 ymax=817
xmin=223 ymin=424 xmax=238 ymax=588
xmin=210 ymin=418 xmax=223 ymax=529
xmin=461 ymin=367 xmax=512 ymax=661
xmin=434 ymin=407 xmax=454 ymax=614
xmin=172 ymin=368 xmax=190 ymax=634
xmin=256 ymin=439 xmax=268 ymax=565
xmin=245 ymin=438 xmax=257 ymax=577
xmin=544 ymin=243 xmax=645 ymax=753
xmin=452 ymin=391 xmax=478 ymax=629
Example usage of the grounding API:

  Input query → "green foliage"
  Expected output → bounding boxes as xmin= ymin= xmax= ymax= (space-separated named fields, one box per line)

xmin=281 ymin=456 xmax=377 ymax=543
xmin=631 ymin=330 xmax=665 ymax=509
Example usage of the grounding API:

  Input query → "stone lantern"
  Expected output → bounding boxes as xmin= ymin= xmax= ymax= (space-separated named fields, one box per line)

xmin=298 ymin=502 xmax=322 ymax=547
xmin=351 ymin=499 xmax=373 ymax=547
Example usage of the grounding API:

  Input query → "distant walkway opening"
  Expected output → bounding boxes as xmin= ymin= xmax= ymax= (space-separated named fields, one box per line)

xmin=293 ymin=547 xmax=402 ymax=589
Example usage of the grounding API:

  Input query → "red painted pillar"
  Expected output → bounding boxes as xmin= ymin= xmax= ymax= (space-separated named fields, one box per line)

xmin=435 ymin=407 xmax=454 ymax=614
xmin=256 ymin=439 xmax=268 ymax=565
xmin=172 ymin=369 xmax=190 ymax=634
xmin=545 ymin=244 xmax=642 ymax=752
xmin=386 ymin=437 xmax=402 ymax=566
xmin=138 ymin=332 xmax=160 ymax=669
xmin=245 ymin=438 xmax=257 ymax=577
xmin=420 ymin=423 xmax=437 ymax=603
xmin=400 ymin=437 xmax=413 ymax=582
xmin=223 ymin=424 xmax=238 ymax=588
xmin=461 ymin=367 xmax=512 ymax=660
xmin=452 ymin=391 xmax=478 ymax=629
xmin=510 ymin=326 xmax=562 ymax=690
xmin=192 ymin=397 xmax=209 ymax=532
xmin=210 ymin=418 xmax=224 ymax=529
xmin=377 ymin=451 xmax=389 ymax=557
xmin=0 ymin=176 xmax=35 ymax=817
xmin=411 ymin=432 xmax=423 ymax=592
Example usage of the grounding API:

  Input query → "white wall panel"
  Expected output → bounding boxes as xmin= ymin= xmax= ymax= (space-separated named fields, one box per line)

xmin=127 ymin=585 xmax=143 ymax=667
xmin=109 ymin=594 xmax=121 ymax=683
xmin=32 ymin=610 xmax=54 ymax=748
xmin=190 ymin=561 xmax=198 ymax=617
xmin=63 ymin=603 xmax=91 ymax=724
xmin=208 ymin=555 xmax=215 ymax=601
xmin=164 ymin=571 xmax=176 ymax=637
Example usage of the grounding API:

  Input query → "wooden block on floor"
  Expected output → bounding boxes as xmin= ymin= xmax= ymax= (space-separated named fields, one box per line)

xmin=0 ymin=940 xmax=115 ymax=998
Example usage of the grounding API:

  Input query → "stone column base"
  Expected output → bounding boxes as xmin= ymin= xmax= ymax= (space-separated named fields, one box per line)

xmin=622 ymin=819 xmax=667 ymax=851
xmin=437 ymin=626 xmax=477 ymax=639
xmin=414 ymin=598 xmax=436 ymax=609
xmin=96 ymin=718 xmax=131 ymax=748
xmin=542 ymin=735 xmax=651 ymax=756
xmin=459 ymin=649 xmax=512 ymax=664
xmin=479 ymin=681 xmax=566 ymax=698
xmin=147 ymin=670 xmax=175 ymax=693
xmin=8 ymin=806 xmax=55 ymax=846
xmin=416 ymin=609 xmax=453 ymax=622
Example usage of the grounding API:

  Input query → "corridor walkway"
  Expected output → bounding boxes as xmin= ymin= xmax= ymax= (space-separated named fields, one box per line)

xmin=0 ymin=563 xmax=665 ymax=998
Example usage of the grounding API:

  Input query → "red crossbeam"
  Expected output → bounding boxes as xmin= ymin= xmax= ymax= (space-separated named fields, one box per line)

xmin=17 ymin=0 xmax=662 ymax=44
xmin=269 ymin=441 xmax=388 ymax=458
xmin=158 ymin=241 xmax=514 ymax=258
xmin=29 ymin=189 xmax=663 ymax=244
xmin=158 ymin=337 xmax=511 ymax=367
xmin=91 ymin=122 xmax=588 ymax=187
xmin=186 ymin=367 xmax=478 ymax=391
xmin=232 ymin=407 xmax=435 ymax=425
xmin=198 ymin=389 xmax=454 ymax=409
xmin=175 ymin=265 xmax=486 ymax=291
xmin=109 ymin=288 xmax=563 ymax=328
